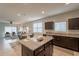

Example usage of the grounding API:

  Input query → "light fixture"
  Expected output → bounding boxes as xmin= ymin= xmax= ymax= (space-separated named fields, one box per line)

xmin=42 ymin=11 xmax=45 ymax=14
xmin=17 ymin=13 xmax=21 ymax=16
xmin=65 ymin=3 xmax=70 ymax=5
xmin=10 ymin=21 xmax=13 ymax=24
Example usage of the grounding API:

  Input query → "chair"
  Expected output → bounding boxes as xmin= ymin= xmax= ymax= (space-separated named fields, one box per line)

xmin=5 ymin=32 xmax=11 ymax=37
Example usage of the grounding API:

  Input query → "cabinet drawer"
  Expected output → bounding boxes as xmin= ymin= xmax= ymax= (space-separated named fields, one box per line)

xmin=45 ymin=40 xmax=53 ymax=47
xmin=35 ymin=46 xmax=44 ymax=55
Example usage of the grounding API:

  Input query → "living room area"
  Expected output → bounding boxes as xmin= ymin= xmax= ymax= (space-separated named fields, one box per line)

xmin=0 ymin=3 xmax=79 ymax=56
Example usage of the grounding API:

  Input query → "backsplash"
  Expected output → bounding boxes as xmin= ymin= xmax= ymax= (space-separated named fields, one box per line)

xmin=45 ymin=30 xmax=79 ymax=35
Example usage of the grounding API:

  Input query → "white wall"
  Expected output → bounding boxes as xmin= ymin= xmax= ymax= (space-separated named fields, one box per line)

xmin=23 ymin=9 xmax=79 ymax=34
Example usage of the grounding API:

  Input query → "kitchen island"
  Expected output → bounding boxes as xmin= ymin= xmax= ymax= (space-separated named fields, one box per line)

xmin=19 ymin=36 xmax=53 ymax=56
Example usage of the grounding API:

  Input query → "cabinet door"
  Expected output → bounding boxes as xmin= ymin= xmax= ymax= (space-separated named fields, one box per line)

xmin=45 ymin=22 xmax=54 ymax=30
xmin=68 ymin=18 xmax=79 ymax=30
xmin=60 ymin=37 xmax=78 ymax=51
xmin=45 ymin=45 xmax=50 ymax=56
xmin=53 ymin=35 xmax=79 ymax=52
xmin=65 ymin=37 xmax=79 ymax=51
xmin=53 ymin=36 xmax=63 ymax=46
xmin=45 ymin=42 xmax=53 ymax=56
xmin=35 ymin=46 xmax=45 ymax=56
xmin=36 ymin=50 xmax=45 ymax=56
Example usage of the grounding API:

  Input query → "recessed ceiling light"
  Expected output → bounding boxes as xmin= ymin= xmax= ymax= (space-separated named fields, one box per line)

xmin=65 ymin=3 xmax=70 ymax=5
xmin=42 ymin=11 xmax=45 ymax=14
xmin=23 ymin=3 xmax=29 ymax=5
xmin=17 ymin=13 xmax=21 ymax=16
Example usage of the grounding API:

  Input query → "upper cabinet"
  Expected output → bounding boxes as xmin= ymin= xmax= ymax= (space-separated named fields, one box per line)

xmin=68 ymin=18 xmax=79 ymax=30
xmin=45 ymin=22 xmax=54 ymax=30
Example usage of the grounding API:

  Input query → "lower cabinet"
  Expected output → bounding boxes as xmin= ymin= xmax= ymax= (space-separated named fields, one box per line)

xmin=36 ymin=50 xmax=45 ymax=56
xmin=45 ymin=44 xmax=53 ymax=56
xmin=36 ymin=40 xmax=53 ymax=56
xmin=35 ymin=45 xmax=45 ymax=56
xmin=53 ymin=35 xmax=79 ymax=52
xmin=45 ymin=41 xmax=53 ymax=56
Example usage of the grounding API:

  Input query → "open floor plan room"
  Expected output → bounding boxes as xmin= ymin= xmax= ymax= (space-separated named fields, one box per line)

xmin=0 ymin=3 xmax=79 ymax=56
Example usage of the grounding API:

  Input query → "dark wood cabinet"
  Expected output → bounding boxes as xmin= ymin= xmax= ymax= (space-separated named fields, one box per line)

xmin=45 ymin=22 xmax=54 ymax=30
xmin=36 ymin=51 xmax=45 ymax=56
xmin=21 ymin=40 xmax=53 ymax=56
xmin=53 ymin=36 xmax=62 ymax=46
xmin=53 ymin=35 xmax=79 ymax=52
xmin=68 ymin=18 xmax=79 ymax=30
xmin=36 ymin=40 xmax=53 ymax=56
xmin=45 ymin=41 xmax=53 ymax=56
xmin=35 ymin=45 xmax=45 ymax=56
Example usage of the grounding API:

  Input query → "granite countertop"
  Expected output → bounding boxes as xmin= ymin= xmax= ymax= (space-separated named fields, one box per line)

xmin=46 ymin=32 xmax=79 ymax=38
xmin=19 ymin=36 xmax=53 ymax=51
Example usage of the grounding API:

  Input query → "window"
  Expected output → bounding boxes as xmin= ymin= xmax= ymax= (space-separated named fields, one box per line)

xmin=33 ymin=22 xmax=42 ymax=32
xmin=54 ymin=22 xmax=66 ymax=32
xmin=5 ymin=26 xmax=17 ymax=33
xmin=19 ymin=27 xmax=23 ymax=32
xmin=26 ymin=27 xmax=29 ymax=33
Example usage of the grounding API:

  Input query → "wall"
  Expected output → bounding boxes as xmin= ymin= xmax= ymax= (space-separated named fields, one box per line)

xmin=23 ymin=9 xmax=79 ymax=34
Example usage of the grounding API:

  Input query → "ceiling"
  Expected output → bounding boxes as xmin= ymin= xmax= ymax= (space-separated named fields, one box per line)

xmin=0 ymin=3 xmax=79 ymax=24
